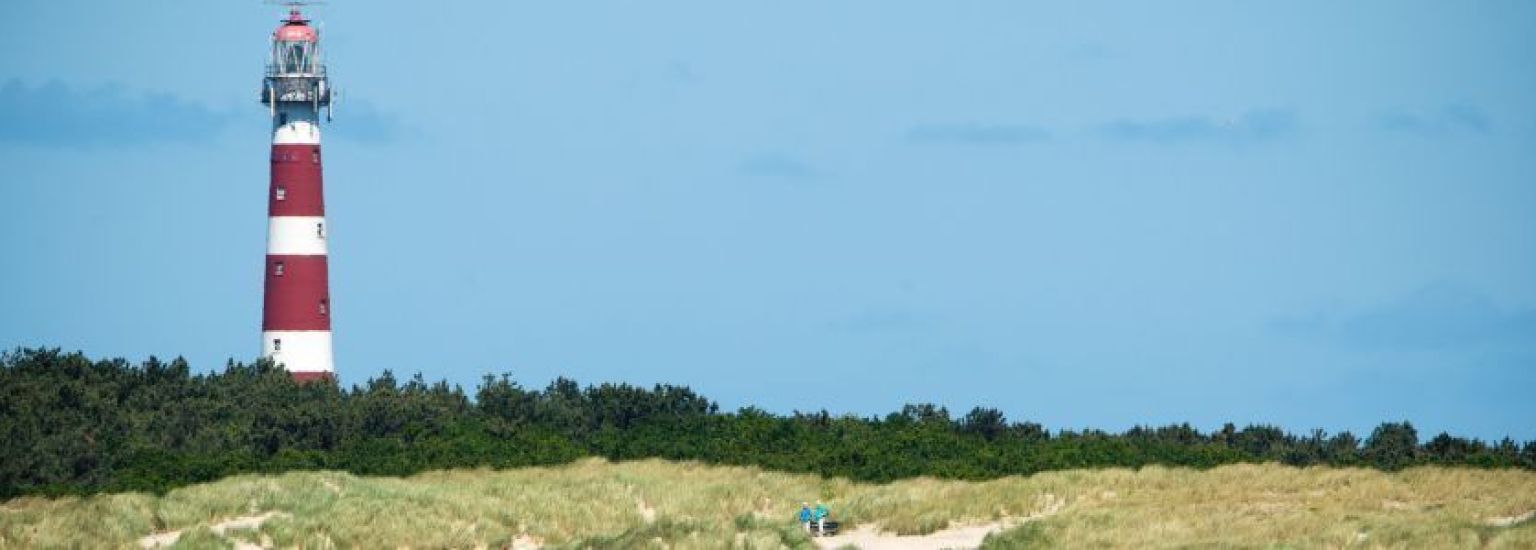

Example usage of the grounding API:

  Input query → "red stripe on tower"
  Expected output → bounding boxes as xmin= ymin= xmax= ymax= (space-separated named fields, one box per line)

xmin=260 ymin=7 xmax=336 ymax=382
xmin=269 ymin=145 xmax=325 ymax=216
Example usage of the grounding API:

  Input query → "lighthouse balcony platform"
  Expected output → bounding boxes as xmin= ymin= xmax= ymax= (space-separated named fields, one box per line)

xmin=262 ymin=74 xmax=332 ymax=105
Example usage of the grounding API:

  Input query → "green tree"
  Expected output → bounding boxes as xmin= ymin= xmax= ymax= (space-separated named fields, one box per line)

xmin=1364 ymin=422 xmax=1419 ymax=470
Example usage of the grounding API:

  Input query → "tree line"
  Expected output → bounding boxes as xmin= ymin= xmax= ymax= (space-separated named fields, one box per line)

xmin=1 ymin=348 xmax=1532 ymax=498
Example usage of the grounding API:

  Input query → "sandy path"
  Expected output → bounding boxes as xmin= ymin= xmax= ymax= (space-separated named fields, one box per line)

xmin=137 ymin=511 xmax=288 ymax=549
xmin=812 ymin=520 xmax=1019 ymax=550
xmin=1485 ymin=510 xmax=1534 ymax=528
xmin=812 ymin=494 xmax=1064 ymax=550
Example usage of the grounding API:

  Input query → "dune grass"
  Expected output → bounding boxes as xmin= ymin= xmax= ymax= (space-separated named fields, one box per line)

xmin=2 ymin=458 xmax=1534 ymax=548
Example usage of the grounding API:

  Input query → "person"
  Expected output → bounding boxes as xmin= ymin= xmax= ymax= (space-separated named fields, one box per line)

xmin=813 ymin=500 xmax=829 ymax=535
xmin=798 ymin=502 xmax=812 ymax=533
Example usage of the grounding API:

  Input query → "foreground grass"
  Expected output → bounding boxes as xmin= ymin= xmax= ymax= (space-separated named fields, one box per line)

xmin=2 ymin=458 xmax=1534 ymax=548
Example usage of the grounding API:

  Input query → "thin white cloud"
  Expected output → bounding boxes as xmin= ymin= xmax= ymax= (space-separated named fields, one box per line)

xmin=739 ymin=153 xmax=818 ymax=179
xmin=1098 ymin=109 xmax=1296 ymax=144
xmin=1273 ymin=282 xmax=1536 ymax=352
xmin=907 ymin=123 xmax=1051 ymax=145
xmin=1377 ymin=104 xmax=1492 ymax=137
xmin=0 ymin=79 xmax=232 ymax=148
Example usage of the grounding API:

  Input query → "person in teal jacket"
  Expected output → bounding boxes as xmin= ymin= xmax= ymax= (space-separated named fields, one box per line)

xmin=798 ymin=502 xmax=812 ymax=533
xmin=813 ymin=500 xmax=829 ymax=535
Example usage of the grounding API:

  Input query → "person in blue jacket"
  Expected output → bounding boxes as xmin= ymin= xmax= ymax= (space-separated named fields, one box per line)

xmin=813 ymin=500 xmax=829 ymax=535
xmin=798 ymin=502 xmax=813 ymax=533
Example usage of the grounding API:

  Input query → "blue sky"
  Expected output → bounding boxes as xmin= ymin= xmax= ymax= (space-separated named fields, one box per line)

xmin=3 ymin=1 xmax=1533 ymax=440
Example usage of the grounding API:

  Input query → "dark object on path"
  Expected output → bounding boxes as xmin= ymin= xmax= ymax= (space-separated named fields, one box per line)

xmin=813 ymin=521 xmax=841 ymax=536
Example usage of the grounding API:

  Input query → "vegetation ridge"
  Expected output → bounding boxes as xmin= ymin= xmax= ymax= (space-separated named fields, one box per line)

xmin=2 ymin=348 xmax=1532 ymax=499
xmin=2 ymin=459 xmax=1534 ymax=548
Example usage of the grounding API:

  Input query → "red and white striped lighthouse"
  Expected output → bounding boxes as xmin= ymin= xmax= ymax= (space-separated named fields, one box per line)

xmin=260 ymin=7 xmax=335 ymax=382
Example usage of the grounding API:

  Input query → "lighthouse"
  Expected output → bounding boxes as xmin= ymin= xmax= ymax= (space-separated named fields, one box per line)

xmin=260 ymin=6 xmax=335 ymax=382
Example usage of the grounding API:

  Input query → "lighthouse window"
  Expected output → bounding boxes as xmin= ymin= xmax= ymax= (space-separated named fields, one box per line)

xmin=312 ymin=150 xmax=320 ymax=164
xmin=316 ymin=222 xmax=325 ymax=238
xmin=287 ymin=46 xmax=304 ymax=72
xmin=279 ymin=113 xmax=289 ymax=126
xmin=274 ymin=261 xmax=285 ymax=276
xmin=318 ymin=299 xmax=328 ymax=315
xmin=273 ymin=338 xmax=282 ymax=352
xmin=275 ymin=41 xmax=313 ymax=74
xmin=275 ymin=186 xmax=286 ymax=201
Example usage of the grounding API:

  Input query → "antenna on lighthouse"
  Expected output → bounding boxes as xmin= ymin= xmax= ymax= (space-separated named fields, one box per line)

xmin=263 ymin=0 xmax=328 ymax=7
xmin=264 ymin=0 xmax=327 ymax=20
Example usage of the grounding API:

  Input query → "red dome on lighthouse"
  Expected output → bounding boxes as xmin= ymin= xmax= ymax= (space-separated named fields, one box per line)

xmin=274 ymin=10 xmax=317 ymax=42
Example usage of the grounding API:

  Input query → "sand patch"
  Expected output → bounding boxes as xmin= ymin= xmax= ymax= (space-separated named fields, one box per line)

xmin=812 ymin=520 xmax=1019 ymax=550
xmin=1485 ymin=510 xmax=1535 ymax=528
xmin=637 ymin=498 xmax=657 ymax=523
xmin=813 ymin=494 xmax=1063 ymax=550
xmin=138 ymin=511 xmax=289 ymax=549
xmin=509 ymin=533 xmax=542 ymax=549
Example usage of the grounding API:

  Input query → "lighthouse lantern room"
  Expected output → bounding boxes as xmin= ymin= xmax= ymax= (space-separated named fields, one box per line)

xmin=260 ymin=5 xmax=336 ymax=382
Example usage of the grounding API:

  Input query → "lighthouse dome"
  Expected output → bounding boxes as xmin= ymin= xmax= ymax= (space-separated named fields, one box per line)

xmin=274 ymin=11 xmax=317 ymax=43
xmin=275 ymin=24 xmax=317 ymax=42
xmin=270 ymin=10 xmax=320 ymax=75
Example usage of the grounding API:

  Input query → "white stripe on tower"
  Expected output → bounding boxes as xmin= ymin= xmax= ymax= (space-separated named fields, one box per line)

xmin=261 ymin=329 xmax=334 ymax=375
xmin=266 ymin=217 xmax=328 ymax=255
xmin=273 ymin=121 xmax=320 ymax=145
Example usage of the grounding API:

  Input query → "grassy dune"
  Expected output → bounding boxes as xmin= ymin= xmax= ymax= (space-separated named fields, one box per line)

xmin=2 ymin=458 xmax=1534 ymax=548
